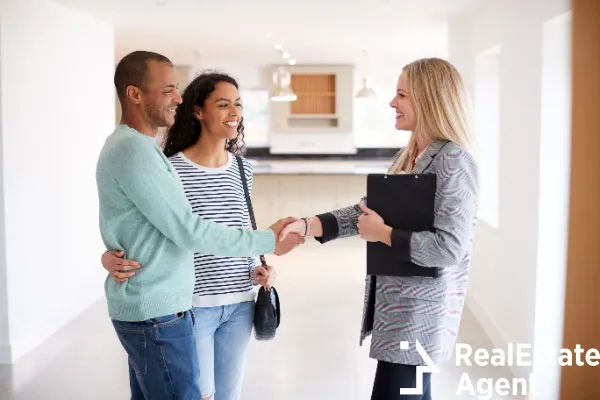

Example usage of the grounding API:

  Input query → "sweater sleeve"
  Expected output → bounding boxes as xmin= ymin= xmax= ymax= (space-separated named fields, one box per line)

xmin=108 ymin=139 xmax=275 ymax=256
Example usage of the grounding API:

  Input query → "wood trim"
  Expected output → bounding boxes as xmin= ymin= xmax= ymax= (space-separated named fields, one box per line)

xmin=560 ymin=0 xmax=600 ymax=398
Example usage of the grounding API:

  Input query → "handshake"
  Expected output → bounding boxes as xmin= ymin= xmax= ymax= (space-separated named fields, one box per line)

xmin=268 ymin=203 xmax=389 ymax=257
xmin=268 ymin=216 xmax=314 ymax=256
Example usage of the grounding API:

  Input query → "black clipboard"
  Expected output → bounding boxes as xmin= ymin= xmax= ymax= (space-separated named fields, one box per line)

xmin=366 ymin=173 xmax=440 ymax=278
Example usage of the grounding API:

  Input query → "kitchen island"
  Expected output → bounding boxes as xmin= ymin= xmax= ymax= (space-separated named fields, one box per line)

xmin=247 ymin=157 xmax=391 ymax=229
xmin=248 ymin=159 xmax=389 ymax=175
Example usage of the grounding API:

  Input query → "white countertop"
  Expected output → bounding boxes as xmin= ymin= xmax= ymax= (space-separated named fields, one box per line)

xmin=248 ymin=159 xmax=390 ymax=175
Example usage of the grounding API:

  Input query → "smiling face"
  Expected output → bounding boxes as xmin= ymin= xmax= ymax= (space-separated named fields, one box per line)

xmin=195 ymin=81 xmax=242 ymax=140
xmin=389 ymin=71 xmax=417 ymax=132
xmin=139 ymin=60 xmax=182 ymax=129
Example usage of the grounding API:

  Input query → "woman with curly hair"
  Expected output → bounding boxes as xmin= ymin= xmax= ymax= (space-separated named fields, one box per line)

xmin=102 ymin=72 xmax=274 ymax=400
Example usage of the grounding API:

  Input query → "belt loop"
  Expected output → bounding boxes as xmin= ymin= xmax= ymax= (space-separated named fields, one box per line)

xmin=190 ymin=309 xmax=195 ymax=327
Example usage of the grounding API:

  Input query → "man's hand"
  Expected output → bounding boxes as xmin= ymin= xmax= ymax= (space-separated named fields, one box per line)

xmin=269 ymin=217 xmax=297 ymax=236
xmin=253 ymin=265 xmax=276 ymax=288
xmin=269 ymin=217 xmax=305 ymax=255
xmin=101 ymin=250 xmax=141 ymax=283
xmin=279 ymin=219 xmax=306 ymax=242
xmin=357 ymin=203 xmax=392 ymax=244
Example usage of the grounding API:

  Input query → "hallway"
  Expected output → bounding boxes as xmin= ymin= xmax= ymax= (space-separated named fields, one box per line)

xmin=0 ymin=238 xmax=517 ymax=400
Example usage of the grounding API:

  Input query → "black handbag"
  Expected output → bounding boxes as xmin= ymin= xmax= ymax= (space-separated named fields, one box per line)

xmin=235 ymin=156 xmax=281 ymax=341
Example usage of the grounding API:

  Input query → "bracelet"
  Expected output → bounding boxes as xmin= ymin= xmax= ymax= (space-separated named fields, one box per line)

xmin=301 ymin=217 xmax=308 ymax=236
xmin=299 ymin=216 xmax=314 ymax=237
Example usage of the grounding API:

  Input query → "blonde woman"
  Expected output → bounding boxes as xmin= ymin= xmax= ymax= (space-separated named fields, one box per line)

xmin=281 ymin=58 xmax=479 ymax=399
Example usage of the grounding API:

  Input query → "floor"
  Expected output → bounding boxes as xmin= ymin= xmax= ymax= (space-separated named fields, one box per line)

xmin=0 ymin=238 xmax=519 ymax=400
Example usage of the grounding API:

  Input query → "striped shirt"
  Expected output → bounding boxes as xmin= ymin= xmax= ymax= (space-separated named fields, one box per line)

xmin=169 ymin=151 xmax=258 ymax=308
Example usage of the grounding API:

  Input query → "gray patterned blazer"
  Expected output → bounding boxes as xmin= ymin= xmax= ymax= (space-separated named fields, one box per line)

xmin=314 ymin=140 xmax=479 ymax=366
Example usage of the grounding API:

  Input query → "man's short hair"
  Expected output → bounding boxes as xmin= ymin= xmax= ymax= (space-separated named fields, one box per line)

xmin=114 ymin=51 xmax=173 ymax=102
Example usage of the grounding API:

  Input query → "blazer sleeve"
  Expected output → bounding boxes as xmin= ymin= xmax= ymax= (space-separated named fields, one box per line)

xmin=313 ymin=196 xmax=367 ymax=244
xmin=390 ymin=148 xmax=479 ymax=267
xmin=313 ymin=148 xmax=405 ymax=245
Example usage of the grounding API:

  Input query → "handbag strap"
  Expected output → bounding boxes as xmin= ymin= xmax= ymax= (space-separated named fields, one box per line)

xmin=235 ymin=155 xmax=267 ymax=268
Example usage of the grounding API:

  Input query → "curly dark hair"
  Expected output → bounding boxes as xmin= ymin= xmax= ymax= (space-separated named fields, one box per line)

xmin=163 ymin=72 xmax=246 ymax=158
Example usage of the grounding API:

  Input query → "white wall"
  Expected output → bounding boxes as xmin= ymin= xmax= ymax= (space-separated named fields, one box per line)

xmin=532 ymin=11 xmax=572 ymax=399
xmin=0 ymin=13 xmax=8 ymax=361
xmin=448 ymin=0 xmax=571 ymax=381
xmin=0 ymin=0 xmax=115 ymax=363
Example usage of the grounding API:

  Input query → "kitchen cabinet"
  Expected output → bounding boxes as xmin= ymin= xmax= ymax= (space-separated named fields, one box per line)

xmin=268 ymin=65 xmax=354 ymax=134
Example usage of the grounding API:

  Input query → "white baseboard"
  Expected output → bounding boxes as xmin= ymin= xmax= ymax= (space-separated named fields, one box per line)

xmin=0 ymin=344 xmax=13 ymax=364
xmin=0 ymin=294 xmax=105 ymax=366
xmin=465 ymin=292 xmax=531 ymax=381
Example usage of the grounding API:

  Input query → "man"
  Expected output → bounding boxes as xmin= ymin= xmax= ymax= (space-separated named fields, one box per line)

xmin=96 ymin=51 xmax=301 ymax=399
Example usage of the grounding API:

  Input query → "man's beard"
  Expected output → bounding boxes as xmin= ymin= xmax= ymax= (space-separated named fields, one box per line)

xmin=145 ymin=104 xmax=169 ymax=128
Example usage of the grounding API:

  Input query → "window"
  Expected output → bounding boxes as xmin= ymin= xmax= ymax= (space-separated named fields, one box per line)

xmin=240 ymin=90 xmax=270 ymax=147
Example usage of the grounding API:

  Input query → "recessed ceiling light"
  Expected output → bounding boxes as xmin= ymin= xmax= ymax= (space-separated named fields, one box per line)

xmin=288 ymin=59 xmax=296 ymax=66
xmin=274 ymin=44 xmax=283 ymax=50
xmin=282 ymin=52 xmax=290 ymax=59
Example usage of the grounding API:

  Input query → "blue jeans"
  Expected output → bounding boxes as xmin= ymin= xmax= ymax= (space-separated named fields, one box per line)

xmin=112 ymin=310 xmax=202 ymax=400
xmin=193 ymin=301 xmax=254 ymax=400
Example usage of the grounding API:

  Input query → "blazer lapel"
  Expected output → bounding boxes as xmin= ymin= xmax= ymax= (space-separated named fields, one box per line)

xmin=411 ymin=140 xmax=448 ymax=173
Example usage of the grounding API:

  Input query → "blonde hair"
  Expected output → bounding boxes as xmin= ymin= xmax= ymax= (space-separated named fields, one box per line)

xmin=389 ymin=58 xmax=474 ymax=173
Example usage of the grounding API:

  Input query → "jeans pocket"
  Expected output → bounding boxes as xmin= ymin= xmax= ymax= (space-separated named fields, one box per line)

xmin=152 ymin=312 xmax=186 ymax=328
xmin=153 ymin=312 xmax=195 ymax=343
xmin=113 ymin=325 xmax=147 ymax=375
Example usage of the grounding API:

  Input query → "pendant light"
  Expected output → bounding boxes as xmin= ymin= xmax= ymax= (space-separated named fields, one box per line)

xmin=269 ymin=44 xmax=297 ymax=102
xmin=271 ymin=66 xmax=297 ymax=102
xmin=355 ymin=50 xmax=377 ymax=99
xmin=355 ymin=77 xmax=377 ymax=99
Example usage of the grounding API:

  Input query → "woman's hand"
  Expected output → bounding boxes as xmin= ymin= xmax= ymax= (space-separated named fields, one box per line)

xmin=279 ymin=219 xmax=306 ymax=242
xmin=357 ymin=203 xmax=392 ymax=244
xmin=253 ymin=265 xmax=276 ymax=289
xmin=101 ymin=250 xmax=141 ymax=283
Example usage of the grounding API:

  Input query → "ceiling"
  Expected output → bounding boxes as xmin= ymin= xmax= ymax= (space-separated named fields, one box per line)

xmin=54 ymin=0 xmax=490 ymax=67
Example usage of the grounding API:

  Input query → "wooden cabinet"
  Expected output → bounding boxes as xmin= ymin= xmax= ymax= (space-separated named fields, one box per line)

xmin=268 ymin=65 xmax=354 ymax=133
xmin=290 ymin=74 xmax=336 ymax=115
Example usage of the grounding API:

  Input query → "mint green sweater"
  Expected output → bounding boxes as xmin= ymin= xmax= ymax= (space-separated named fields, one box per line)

xmin=96 ymin=125 xmax=276 ymax=321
